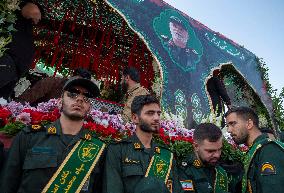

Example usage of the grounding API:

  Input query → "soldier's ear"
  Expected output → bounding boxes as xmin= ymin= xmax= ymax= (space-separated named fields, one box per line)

xmin=132 ymin=113 xmax=139 ymax=124
xmin=247 ymin=119 xmax=254 ymax=130
xmin=193 ymin=142 xmax=199 ymax=151
xmin=58 ymin=98 xmax=63 ymax=112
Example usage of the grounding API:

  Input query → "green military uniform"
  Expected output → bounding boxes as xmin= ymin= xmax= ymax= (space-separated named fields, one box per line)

xmin=243 ymin=134 xmax=284 ymax=193
xmin=178 ymin=154 xmax=239 ymax=193
xmin=102 ymin=134 xmax=183 ymax=193
xmin=0 ymin=119 xmax=105 ymax=193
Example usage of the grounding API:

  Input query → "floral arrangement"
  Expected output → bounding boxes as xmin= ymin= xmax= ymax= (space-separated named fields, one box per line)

xmin=0 ymin=98 xmax=245 ymax=162
xmin=0 ymin=0 xmax=20 ymax=57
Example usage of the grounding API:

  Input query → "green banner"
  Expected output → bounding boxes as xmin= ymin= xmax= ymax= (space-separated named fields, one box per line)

xmin=145 ymin=148 xmax=173 ymax=183
xmin=215 ymin=166 xmax=228 ymax=193
xmin=42 ymin=137 xmax=106 ymax=193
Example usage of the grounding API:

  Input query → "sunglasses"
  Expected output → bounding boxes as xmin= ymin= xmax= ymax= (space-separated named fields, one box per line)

xmin=65 ymin=88 xmax=93 ymax=103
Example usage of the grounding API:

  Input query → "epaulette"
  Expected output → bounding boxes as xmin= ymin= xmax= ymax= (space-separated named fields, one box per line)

xmin=23 ymin=124 xmax=45 ymax=133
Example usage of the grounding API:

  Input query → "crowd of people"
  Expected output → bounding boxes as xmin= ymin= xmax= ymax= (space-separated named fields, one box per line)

xmin=0 ymin=70 xmax=284 ymax=193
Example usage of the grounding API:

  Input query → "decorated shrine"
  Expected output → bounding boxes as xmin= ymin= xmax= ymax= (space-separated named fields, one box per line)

xmin=24 ymin=0 xmax=274 ymax=128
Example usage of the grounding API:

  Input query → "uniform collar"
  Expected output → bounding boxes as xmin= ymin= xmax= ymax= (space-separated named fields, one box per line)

xmin=128 ymin=133 xmax=159 ymax=153
xmin=127 ymin=83 xmax=141 ymax=94
xmin=250 ymin=134 xmax=268 ymax=149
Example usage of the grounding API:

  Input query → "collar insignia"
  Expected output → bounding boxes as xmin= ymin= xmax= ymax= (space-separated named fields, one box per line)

xmin=155 ymin=147 xmax=161 ymax=154
xmin=84 ymin=133 xmax=92 ymax=140
xmin=47 ymin=126 xmax=57 ymax=134
xmin=32 ymin=124 xmax=41 ymax=130
xmin=134 ymin=143 xmax=142 ymax=149
xmin=193 ymin=159 xmax=202 ymax=168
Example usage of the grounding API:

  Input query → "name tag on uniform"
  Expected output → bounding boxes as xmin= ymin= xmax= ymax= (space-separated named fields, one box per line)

xmin=180 ymin=179 xmax=194 ymax=191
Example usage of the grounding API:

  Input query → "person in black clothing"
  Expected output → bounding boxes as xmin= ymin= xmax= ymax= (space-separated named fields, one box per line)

xmin=206 ymin=69 xmax=231 ymax=116
xmin=0 ymin=1 xmax=42 ymax=100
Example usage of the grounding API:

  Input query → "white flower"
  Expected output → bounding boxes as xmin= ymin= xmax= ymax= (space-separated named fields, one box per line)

xmin=0 ymin=98 xmax=8 ymax=106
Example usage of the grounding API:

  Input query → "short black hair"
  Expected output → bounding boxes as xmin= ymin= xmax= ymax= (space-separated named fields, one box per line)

xmin=73 ymin=68 xmax=92 ymax=80
xmin=131 ymin=95 xmax=160 ymax=115
xmin=224 ymin=106 xmax=259 ymax=128
xmin=122 ymin=67 xmax=140 ymax=83
xmin=193 ymin=123 xmax=222 ymax=143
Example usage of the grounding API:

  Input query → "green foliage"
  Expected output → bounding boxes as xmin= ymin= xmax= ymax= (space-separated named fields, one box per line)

xmin=221 ymin=139 xmax=245 ymax=163
xmin=0 ymin=0 xmax=19 ymax=57
xmin=0 ymin=121 xmax=25 ymax=136
xmin=256 ymin=57 xmax=284 ymax=130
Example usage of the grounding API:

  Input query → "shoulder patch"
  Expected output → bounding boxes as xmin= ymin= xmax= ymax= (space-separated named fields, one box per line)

xmin=261 ymin=162 xmax=276 ymax=175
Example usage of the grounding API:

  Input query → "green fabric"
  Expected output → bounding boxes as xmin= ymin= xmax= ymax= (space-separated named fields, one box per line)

xmin=145 ymin=147 xmax=173 ymax=183
xmin=178 ymin=154 xmax=231 ymax=193
xmin=102 ymin=134 xmax=183 ymax=193
xmin=215 ymin=166 xmax=228 ymax=193
xmin=42 ymin=137 xmax=106 ymax=193
xmin=0 ymin=120 xmax=105 ymax=193
xmin=242 ymin=134 xmax=284 ymax=193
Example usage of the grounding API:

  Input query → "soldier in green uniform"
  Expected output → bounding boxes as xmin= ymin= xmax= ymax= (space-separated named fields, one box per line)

xmin=225 ymin=106 xmax=284 ymax=193
xmin=102 ymin=94 xmax=183 ymax=193
xmin=178 ymin=123 xmax=240 ymax=193
xmin=0 ymin=77 xmax=106 ymax=193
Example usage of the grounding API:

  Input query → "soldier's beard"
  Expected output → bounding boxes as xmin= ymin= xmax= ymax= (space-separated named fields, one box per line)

xmin=139 ymin=119 xmax=158 ymax=134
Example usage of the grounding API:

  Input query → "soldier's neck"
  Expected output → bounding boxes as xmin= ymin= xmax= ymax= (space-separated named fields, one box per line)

xmin=60 ymin=115 xmax=84 ymax=135
xmin=247 ymin=129 xmax=262 ymax=147
xmin=136 ymin=128 xmax=153 ymax=149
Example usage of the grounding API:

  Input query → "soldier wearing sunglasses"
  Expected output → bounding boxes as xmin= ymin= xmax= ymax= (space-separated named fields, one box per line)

xmin=0 ymin=77 xmax=106 ymax=193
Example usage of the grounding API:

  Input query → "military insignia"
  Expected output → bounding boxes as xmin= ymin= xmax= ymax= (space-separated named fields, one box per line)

xmin=84 ymin=133 xmax=92 ymax=140
xmin=47 ymin=126 xmax=57 ymax=134
xmin=180 ymin=180 xmax=194 ymax=191
xmin=166 ymin=179 xmax=173 ymax=193
xmin=114 ymin=137 xmax=122 ymax=142
xmin=181 ymin=161 xmax=188 ymax=167
xmin=261 ymin=162 xmax=276 ymax=175
xmin=155 ymin=147 xmax=161 ymax=154
xmin=124 ymin=157 xmax=140 ymax=164
xmin=193 ymin=159 xmax=202 ymax=168
xmin=31 ymin=124 xmax=41 ymax=130
xmin=134 ymin=143 xmax=141 ymax=149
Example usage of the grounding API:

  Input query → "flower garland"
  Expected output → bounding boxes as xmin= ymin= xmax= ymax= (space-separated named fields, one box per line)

xmin=0 ymin=0 xmax=19 ymax=57
xmin=0 ymin=98 xmax=245 ymax=162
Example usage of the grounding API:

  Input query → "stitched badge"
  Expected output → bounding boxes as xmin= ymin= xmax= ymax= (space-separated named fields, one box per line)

xmin=31 ymin=124 xmax=41 ymax=130
xmin=84 ymin=133 xmax=92 ymax=140
xmin=261 ymin=162 xmax=276 ymax=175
xmin=155 ymin=147 xmax=161 ymax=154
xmin=47 ymin=126 xmax=57 ymax=134
xmin=134 ymin=143 xmax=141 ymax=149
xmin=193 ymin=159 xmax=202 ymax=168
xmin=180 ymin=180 xmax=194 ymax=191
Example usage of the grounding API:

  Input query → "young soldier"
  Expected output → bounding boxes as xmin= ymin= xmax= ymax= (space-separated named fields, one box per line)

xmin=178 ymin=123 xmax=239 ymax=193
xmin=0 ymin=77 xmax=106 ymax=193
xmin=103 ymin=95 xmax=183 ymax=193
xmin=225 ymin=106 xmax=284 ymax=193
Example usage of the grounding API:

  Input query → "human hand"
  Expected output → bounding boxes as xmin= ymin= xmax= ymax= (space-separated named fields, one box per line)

xmin=21 ymin=3 xmax=41 ymax=24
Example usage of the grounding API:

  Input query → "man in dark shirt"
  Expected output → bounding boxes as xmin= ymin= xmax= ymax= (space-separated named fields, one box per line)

xmin=0 ymin=77 xmax=105 ymax=193
xmin=206 ymin=69 xmax=231 ymax=116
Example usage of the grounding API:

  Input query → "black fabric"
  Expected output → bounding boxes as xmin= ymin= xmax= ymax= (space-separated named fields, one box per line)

xmin=206 ymin=76 xmax=231 ymax=115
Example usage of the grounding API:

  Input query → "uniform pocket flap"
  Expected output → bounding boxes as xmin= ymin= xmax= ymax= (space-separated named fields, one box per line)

xmin=122 ymin=164 xmax=144 ymax=177
xmin=23 ymin=152 xmax=57 ymax=170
